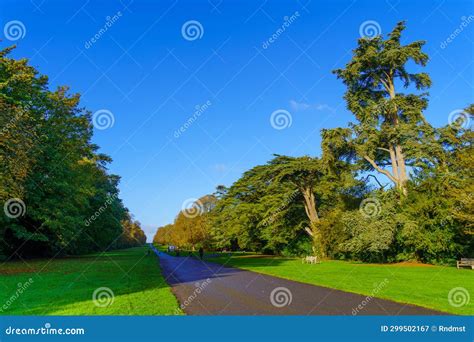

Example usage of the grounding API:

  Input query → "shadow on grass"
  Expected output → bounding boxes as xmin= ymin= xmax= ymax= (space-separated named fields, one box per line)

xmin=0 ymin=247 xmax=176 ymax=315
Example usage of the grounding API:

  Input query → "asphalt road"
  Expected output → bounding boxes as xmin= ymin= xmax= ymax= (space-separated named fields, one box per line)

xmin=156 ymin=251 xmax=445 ymax=315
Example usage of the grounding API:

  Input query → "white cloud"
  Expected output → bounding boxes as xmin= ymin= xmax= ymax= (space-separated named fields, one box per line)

xmin=289 ymin=100 xmax=334 ymax=112
xmin=212 ymin=163 xmax=228 ymax=174
xmin=314 ymin=104 xmax=334 ymax=111
xmin=289 ymin=100 xmax=311 ymax=111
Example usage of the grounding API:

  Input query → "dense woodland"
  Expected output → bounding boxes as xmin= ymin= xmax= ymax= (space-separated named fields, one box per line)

xmin=154 ymin=22 xmax=473 ymax=264
xmin=0 ymin=45 xmax=146 ymax=259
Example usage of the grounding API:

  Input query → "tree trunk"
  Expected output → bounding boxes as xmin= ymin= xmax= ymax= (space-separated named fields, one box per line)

xmin=394 ymin=144 xmax=408 ymax=196
xmin=301 ymin=187 xmax=319 ymax=226
xmin=389 ymin=145 xmax=399 ymax=180
xmin=300 ymin=187 xmax=324 ymax=257
xmin=375 ymin=75 xmax=408 ymax=196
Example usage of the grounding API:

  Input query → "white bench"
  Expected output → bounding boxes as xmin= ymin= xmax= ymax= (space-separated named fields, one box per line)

xmin=457 ymin=258 xmax=474 ymax=269
xmin=302 ymin=256 xmax=319 ymax=264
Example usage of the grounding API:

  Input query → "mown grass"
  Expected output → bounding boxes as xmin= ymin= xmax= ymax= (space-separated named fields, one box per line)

xmin=156 ymin=245 xmax=473 ymax=315
xmin=0 ymin=246 xmax=181 ymax=315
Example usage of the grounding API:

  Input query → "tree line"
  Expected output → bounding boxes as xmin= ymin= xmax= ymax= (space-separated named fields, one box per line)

xmin=154 ymin=22 xmax=473 ymax=264
xmin=0 ymin=45 xmax=146 ymax=259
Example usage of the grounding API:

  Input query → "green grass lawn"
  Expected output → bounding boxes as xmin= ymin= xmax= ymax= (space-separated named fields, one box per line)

xmin=0 ymin=246 xmax=181 ymax=315
xmin=157 ymin=245 xmax=473 ymax=315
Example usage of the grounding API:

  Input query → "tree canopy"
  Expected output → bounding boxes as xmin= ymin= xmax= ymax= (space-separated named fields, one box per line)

xmin=333 ymin=21 xmax=433 ymax=196
xmin=0 ymin=45 xmax=145 ymax=258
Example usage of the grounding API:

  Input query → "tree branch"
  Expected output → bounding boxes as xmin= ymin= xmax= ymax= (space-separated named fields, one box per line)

xmin=363 ymin=155 xmax=398 ymax=184
xmin=380 ymin=78 xmax=390 ymax=93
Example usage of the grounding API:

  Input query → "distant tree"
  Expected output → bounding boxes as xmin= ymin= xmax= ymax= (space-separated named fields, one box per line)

xmin=153 ymin=224 xmax=174 ymax=246
xmin=117 ymin=213 xmax=147 ymax=248
xmin=214 ymin=185 xmax=228 ymax=200
xmin=154 ymin=195 xmax=216 ymax=249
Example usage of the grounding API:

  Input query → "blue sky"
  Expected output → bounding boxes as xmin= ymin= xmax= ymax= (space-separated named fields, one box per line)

xmin=2 ymin=0 xmax=473 ymax=240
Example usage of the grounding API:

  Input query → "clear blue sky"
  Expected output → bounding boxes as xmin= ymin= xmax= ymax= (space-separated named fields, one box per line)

xmin=2 ymin=0 xmax=473 ymax=240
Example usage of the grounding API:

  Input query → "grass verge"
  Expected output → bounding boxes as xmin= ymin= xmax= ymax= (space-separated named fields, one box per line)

xmin=0 ymin=246 xmax=181 ymax=315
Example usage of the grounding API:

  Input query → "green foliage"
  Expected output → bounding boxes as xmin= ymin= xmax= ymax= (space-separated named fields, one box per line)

xmin=0 ymin=45 xmax=145 ymax=257
xmin=339 ymin=192 xmax=399 ymax=262
xmin=333 ymin=21 xmax=434 ymax=195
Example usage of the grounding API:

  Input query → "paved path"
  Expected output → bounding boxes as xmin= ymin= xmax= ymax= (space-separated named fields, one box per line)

xmin=155 ymin=250 xmax=445 ymax=315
